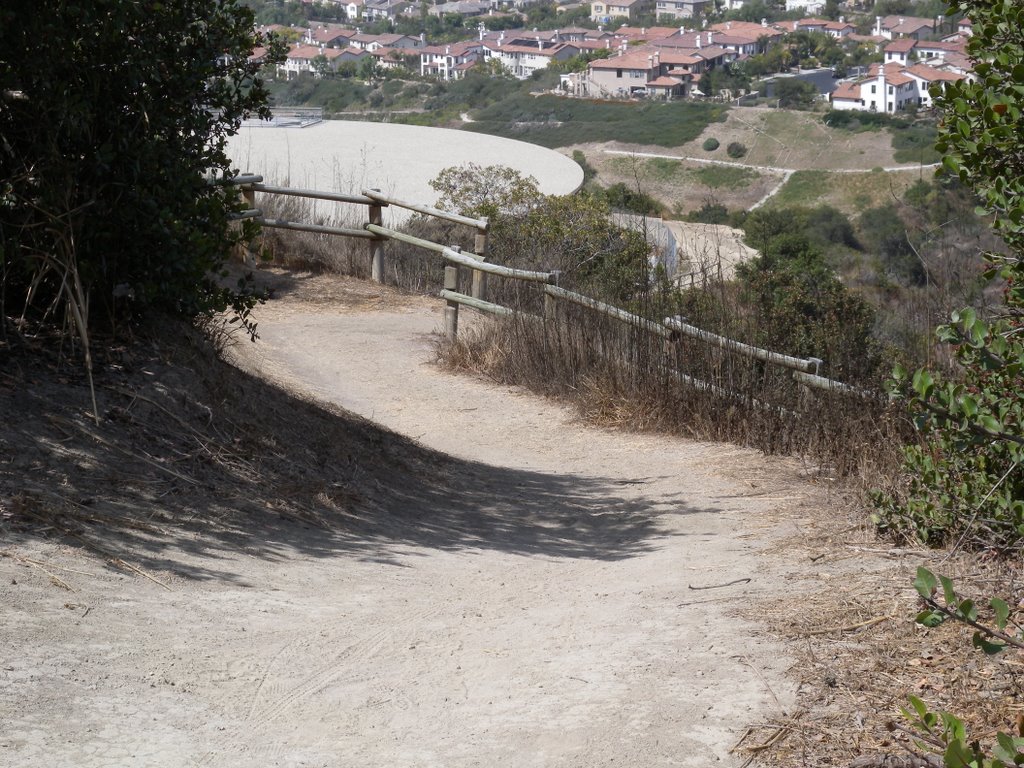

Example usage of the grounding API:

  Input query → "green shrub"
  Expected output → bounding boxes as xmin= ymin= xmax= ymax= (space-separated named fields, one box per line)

xmin=726 ymin=141 xmax=747 ymax=159
xmin=702 ymin=137 xmax=720 ymax=151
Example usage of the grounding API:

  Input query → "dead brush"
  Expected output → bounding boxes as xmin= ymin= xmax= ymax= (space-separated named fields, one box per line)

xmin=435 ymin=278 xmax=905 ymax=479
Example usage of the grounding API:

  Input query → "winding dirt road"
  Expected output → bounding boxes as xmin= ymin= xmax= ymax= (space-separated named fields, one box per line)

xmin=3 ymin=275 xmax=829 ymax=768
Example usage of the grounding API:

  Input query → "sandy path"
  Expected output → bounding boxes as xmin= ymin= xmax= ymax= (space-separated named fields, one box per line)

xmin=2 ymin=283 xmax=822 ymax=768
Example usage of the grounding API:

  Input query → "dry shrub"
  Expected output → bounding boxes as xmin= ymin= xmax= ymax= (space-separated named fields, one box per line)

xmin=437 ymin=283 xmax=907 ymax=479
xmin=255 ymin=193 xmax=370 ymax=277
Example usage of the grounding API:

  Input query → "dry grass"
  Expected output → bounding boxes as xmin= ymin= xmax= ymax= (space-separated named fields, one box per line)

xmin=742 ymin=501 xmax=1024 ymax=768
xmin=765 ymin=169 xmax=923 ymax=214
xmin=435 ymin=299 xmax=902 ymax=481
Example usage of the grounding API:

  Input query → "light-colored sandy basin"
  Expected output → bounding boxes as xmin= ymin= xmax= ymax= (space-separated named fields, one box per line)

xmin=227 ymin=121 xmax=584 ymax=225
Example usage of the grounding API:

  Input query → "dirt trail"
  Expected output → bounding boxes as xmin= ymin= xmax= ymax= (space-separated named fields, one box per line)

xmin=2 ymin=278 xmax=829 ymax=768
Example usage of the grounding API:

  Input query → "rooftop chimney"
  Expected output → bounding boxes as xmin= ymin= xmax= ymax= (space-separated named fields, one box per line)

xmin=761 ymin=18 xmax=767 ymax=27
xmin=706 ymin=31 xmax=712 ymax=45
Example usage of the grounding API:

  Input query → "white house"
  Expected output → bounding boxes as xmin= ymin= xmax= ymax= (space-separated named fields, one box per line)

xmin=482 ymin=35 xmax=581 ymax=78
xmin=420 ymin=41 xmax=485 ymax=79
xmin=785 ymin=0 xmax=825 ymax=14
xmin=830 ymin=62 xmax=965 ymax=113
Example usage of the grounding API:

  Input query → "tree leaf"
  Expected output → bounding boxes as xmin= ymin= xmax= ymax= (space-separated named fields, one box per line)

xmin=915 ymin=567 xmax=938 ymax=599
xmin=971 ymin=631 xmax=1004 ymax=655
xmin=939 ymin=575 xmax=957 ymax=605
xmin=991 ymin=598 xmax=1010 ymax=630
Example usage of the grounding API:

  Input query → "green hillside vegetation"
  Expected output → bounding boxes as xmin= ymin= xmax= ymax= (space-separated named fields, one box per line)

xmin=463 ymin=95 xmax=729 ymax=148
xmin=766 ymin=168 xmax=921 ymax=212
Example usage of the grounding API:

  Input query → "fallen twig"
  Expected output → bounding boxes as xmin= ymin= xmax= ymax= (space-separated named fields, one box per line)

xmin=67 ymin=533 xmax=174 ymax=592
xmin=688 ymin=577 xmax=751 ymax=591
xmin=13 ymin=556 xmax=75 ymax=591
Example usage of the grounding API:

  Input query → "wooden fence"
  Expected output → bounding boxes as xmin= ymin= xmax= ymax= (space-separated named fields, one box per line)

xmin=232 ymin=175 xmax=871 ymax=401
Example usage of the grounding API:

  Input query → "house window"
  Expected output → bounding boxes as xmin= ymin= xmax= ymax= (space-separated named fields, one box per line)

xmin=871 ymin=84 xmax=876 ymax=93
xmin=888 ymin=85 xmax=893 ymax=94
xmin=616 ymin=68 xmax=622 ymax=78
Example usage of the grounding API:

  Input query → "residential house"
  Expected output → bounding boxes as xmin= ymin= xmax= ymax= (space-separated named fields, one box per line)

xmin=349 ymin=33 xmax=422 ymax=50
xmin=883 ymin=38 xmax=916 ymax=64
xmin=345 ymin=0 xmax=365 ymax=20
xmin=587 ymin=48 xmax=666 ymax=97
xmin=829 ymin=61 xmax=965 ymax=113
xmin=370 ymin=47 xmax=411 ymax=70
xmin=363 ymin=0 xmax=412 ymax=21
xmin=904 ymin=63 xmax=965 ymax=107
xmin=420 ymin=41 xmax=485 ymax=79
xmin=281 ymin=44 xmax=356 ymax=78
xmin=785 ymin=0 xmax=825 ymax=13
xmin=873 ymin=15 xmax=936 ymax=40
xmin=585 ymin=42 xmax=728 ymax=98
xmin=304 ymin=25 xmax=356 ymax=48
xmin=822 ymin=19 xmax=854 ymax=38
xmin=591 ymin=0 xmax=656 ymax=24
xmin=654 ymin=0 xmax=713 ymax=20
xmin=429 ymin=0 xmax=493 ymax=16
xmin=914 ymin=38 xmax=967 ymax=61
xmin=707 ymin=20 xmax=785 ymax=52
xmin=482 ymin=35 xmax=581 ymax=78
xmin=957 ymin=17 xmax=972 ymax=36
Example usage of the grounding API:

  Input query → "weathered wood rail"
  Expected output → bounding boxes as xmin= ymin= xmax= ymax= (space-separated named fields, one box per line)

xmin=230 ymin=174 xmax=869 ymax=400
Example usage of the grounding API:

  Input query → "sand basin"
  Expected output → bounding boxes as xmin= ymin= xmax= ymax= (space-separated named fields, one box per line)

xmin=228 ymin=121 xmax=584 ymax=225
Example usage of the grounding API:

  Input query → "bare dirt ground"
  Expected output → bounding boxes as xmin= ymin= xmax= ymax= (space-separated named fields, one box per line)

xmin=4 ymin=271 xmax=1012 ymax=768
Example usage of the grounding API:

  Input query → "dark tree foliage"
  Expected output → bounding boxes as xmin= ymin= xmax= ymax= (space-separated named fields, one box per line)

xmin=0 ymin=1 xmax=285 ymax=335
xmin=738 ymin=208 xmax=882 ymax=383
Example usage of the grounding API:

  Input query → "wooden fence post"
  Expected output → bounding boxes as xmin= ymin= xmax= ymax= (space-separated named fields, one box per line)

xmin=444 ymin=265 xmax=459 ymax=340
xmin=240 ymin=185 xmax=258 ymax=267
xmin=471 ymin=217 xmax=488 ymax=301
xmin=368 ymin=188 xmax=384 ymax=283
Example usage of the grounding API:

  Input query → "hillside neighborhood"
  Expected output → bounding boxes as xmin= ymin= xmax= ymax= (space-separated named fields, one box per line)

xmin=253 ymin=1 xmax=974 ymax=113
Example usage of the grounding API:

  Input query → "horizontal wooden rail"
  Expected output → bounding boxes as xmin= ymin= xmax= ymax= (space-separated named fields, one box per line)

xmin=365 ymin=223 xmax=455 ymax=255
xmin=248 ymin=183 xmax=380 ymax=207
xmin=793 ymin=370 xmax=875 ymax=398
xmin=256 ymin=217 xmax=376 ymax=239
xmin=664 ymin=316 xmax=817 ymax=373
xmin=547 ymin=285 xmax=673 ymax=338
xmin=443 ymin=247 xmax=555 ymax=283
xmin=229 ymin=209 xmax=262 ymax=221
xmin=362 ymin=189 xmax=487 ymax=231
xmin=213 ymin=173 xmax=264 ymax=186
xmin=440 ymin=290 xmax=515 ymax=317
